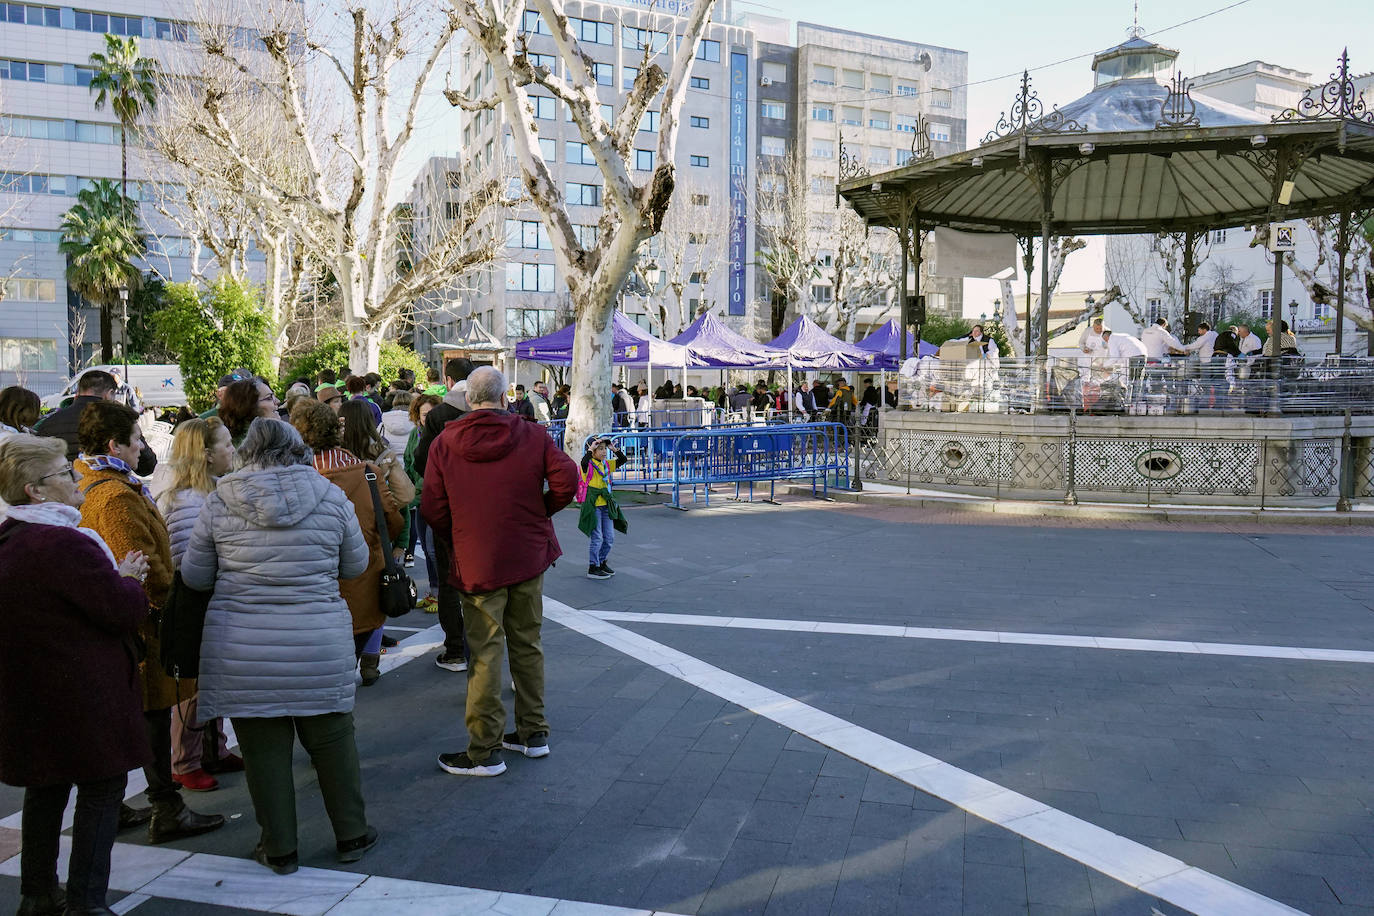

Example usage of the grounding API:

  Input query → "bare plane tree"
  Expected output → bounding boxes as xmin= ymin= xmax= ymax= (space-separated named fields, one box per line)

xmin=151 ymin=0 xmax=506 ymax=373
xmin=449 ymin=0 xmax=720 ymax=450
xmin=633 ymin=181 xmax=728 ymax=339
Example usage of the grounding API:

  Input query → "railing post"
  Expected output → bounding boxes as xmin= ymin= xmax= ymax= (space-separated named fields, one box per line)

xmin=1338 ymin=408 xmax=1353 ymax=512
xmin=851 ymin=414 xmax=863 ymax=491
xmin=1063 ymin=407 xmax=1079 ymax=506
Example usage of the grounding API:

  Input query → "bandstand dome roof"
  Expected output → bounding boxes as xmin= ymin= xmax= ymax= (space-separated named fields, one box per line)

xmin=839 ymin=38 xmax=1374 ymax=236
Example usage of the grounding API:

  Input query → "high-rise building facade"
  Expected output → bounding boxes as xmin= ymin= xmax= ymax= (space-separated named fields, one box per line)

xmin=435 ymin=1 xmax=968 ymax=365
xmin=0 ymin=0 xmax=262 ymax=395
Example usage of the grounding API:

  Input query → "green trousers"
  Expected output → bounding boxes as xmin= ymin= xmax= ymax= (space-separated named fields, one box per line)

xmin=231 ymin=712 xmax=368 ymax=858
xmin=462 ymin=574 xmax=548 ymax=762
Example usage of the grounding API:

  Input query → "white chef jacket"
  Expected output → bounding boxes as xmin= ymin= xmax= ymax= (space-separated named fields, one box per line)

xmin=957 ymin=335 xmax=1000 ymax=358
xmin=1079 ymin=326 xmax=1108 ymax=356
xmin=1237 ymin=332 xmax=1263 ymax=355
xmin=1181 ymin=329 xmax=1218 ymax=360
xmin=1140 ymin=324 xmax=1186 ymax=359
xmin=1106 ymin=333 xmax=1147 ymax=359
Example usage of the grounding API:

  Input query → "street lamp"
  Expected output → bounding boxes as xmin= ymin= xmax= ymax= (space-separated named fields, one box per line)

xmin=1288 ymin=299 xmax=1299 ymax=346
xmin=118 ymin=287 xmax=130 ymax=381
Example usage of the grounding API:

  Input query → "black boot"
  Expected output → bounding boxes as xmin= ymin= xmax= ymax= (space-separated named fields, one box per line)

xmin=62 ymin=907 xmax=115 ymax=915
xmin=16 ymin=885 xmax=64 ymax=916
xmin=117 ymin=802 xmax=151 ymax=830
xmin=148 ymin=797 xmax=225 ymax=844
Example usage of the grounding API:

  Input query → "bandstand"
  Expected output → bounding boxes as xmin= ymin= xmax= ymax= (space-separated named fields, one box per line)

xmin=837 ymin=37 xmax=1374 ymax=508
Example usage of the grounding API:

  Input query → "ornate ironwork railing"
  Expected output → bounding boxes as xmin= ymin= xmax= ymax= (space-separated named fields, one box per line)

xmin=1273 ymin=48 xmax=1374 ymax=125
xmin=982 ymin=70 xmax=1087 ymax=144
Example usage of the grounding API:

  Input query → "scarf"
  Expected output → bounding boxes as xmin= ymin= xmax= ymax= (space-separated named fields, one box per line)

xmin=79 ymin=452 xmax=155 ymax=504
xmin=5 ymin=501 xmax=119 ymax=569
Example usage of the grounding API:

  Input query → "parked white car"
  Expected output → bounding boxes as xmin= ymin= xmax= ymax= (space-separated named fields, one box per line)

xmin=41 ymin=364 xmax=187 ymax=410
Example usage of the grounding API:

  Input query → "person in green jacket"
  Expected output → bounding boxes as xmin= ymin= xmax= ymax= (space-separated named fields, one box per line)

xmin=577 ymin=436 xmax=627 ymax=580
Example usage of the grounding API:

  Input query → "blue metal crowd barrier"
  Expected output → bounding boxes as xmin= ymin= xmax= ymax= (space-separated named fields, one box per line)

xmin=579 ymin=423 xmax=850 ymax=509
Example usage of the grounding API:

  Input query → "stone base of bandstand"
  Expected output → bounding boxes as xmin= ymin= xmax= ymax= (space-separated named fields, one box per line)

xmin=861 ymin=409 xmax=1374 ymax=509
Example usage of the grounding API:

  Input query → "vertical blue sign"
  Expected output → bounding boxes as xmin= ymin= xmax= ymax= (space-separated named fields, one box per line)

xmin=728 ymin=51 xmax=749 ymax=316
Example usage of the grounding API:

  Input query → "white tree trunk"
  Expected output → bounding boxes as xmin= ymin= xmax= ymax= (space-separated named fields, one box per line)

xmin=563 ymin=296 xmax=614 ymax=456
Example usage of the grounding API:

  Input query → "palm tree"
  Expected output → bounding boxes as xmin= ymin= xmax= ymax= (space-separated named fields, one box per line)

xmin=60 ymin=180 xmax=146 ymax=362
xmin=88 ymin=33 xmax=158 ymax=197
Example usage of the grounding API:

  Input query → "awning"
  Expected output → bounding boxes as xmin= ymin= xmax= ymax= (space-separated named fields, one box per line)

xmin=514 ymin=311 xmax=693 ymax=366
xmin=669 ymin=312 xmax=789 ymax=368
xmin=855 ymin=320 xmax=938 ymax=369
xmin=767 ymin=315 xmax=877 ymax=370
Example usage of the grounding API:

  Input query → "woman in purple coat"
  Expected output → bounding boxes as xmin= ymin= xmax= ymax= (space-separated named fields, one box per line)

xmin=0 ymin=435 xmax=152 ymax=916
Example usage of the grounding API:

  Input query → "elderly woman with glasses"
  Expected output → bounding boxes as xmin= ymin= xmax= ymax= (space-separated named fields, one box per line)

xmin=181 ymin=417 xmax=379 ymax=875
xmin=0 ymin=435 xmax=151 ymax=916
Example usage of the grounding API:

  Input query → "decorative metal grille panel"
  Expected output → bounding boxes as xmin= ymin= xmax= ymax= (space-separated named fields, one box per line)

xmin=1266 ymin=439 xmax=1339 ymax=498
xmin=1069 ymin=438 xmax=1261 ymax=496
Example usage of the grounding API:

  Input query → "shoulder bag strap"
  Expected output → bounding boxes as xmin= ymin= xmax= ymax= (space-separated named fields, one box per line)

xmin=362 ymin=468 xmax=399 ymax=577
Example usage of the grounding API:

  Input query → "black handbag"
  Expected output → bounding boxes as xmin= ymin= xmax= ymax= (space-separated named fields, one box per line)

xmin=363 ymin=468 xmax=414 ymax=618
xmin=159 ymin=570 xmax=212 ymax=679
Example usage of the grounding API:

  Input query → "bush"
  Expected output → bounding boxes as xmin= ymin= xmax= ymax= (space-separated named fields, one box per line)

xmin=152 ymin=278 xmax=274 ymax=411
xmin=281 ymin=332 xmax=427 ymax=389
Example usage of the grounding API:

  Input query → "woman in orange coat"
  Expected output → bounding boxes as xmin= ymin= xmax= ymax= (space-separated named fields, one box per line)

xmin=290 ymin=399 xmax=404 ymax=686
xmin=74 ymin=400 xmax=225 ymax=845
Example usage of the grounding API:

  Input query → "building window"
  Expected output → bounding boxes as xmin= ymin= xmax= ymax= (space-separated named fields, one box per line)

xmin=1314 ymin=298 xmax=1332 ymax=320
xmin=871 ymin=74 xmax=891 ymax=95
xmin=897 ymin=82 xmax=918 ymax=97
xmin=573 ymin=224 xmax=598 ymax=247
xmin=688 ymin=232 xmax=707 ymax=244
xmin=869 ymin=111 xmax=890 ymax=130
xmin=521 ymin=11 xmax=549 ymax=34
xmin=531 ymin=96 xmax=556 ymax=120
xmin=696 ymin=39 xmax=720 ymax=62
xmin=690 ymin=115 xmax=709 ymax=129
xmin=1211 ymin=229 xmax=1227 ymax=244
xmin=869 ymin=148 xmax=890 ymax=166
xmin=0 ymin=336 xmax=59 ymax=372
xmin=690 ymin=193 xmax=709 ymax=205
xmin=760 ymin=101 xmax=786 ymax=120
xmin=811 ymin=105 xmax=834 ymax=122
xmin=812 ymin=65 xmax=835 ymax=86
xmin=526 ymin=52 xmax=556 ymax=71
xmin=591 ymin=63 xmax=612 ymax=86
xmin=928 ymin=122 xmax=951 ymax=142
xmin=622 ymin=66 xmax=638 ymax=90
xmin=841 ymin=106 xmax=862 ymax=126
xmin=896 ymin=115 xmax=917 ymax=134
xmin=926 ymin=292 xmax=948 ymax=313
xmin=505 ymin=308 xmax=558 ymax=337
xmin=622 ymin=26 xmax=668 ymax=52
xmin=538 ymin=137 xmax=556 ymax=161
xmin=931 ymin=88 xmax=952 ymax=108
xmin=812 ymin=140 xmax=834 ymax=159
xmin=570 ymin=17 xmax=612 ymax=45
xmin=1257 ymin=289 xmax=1273 ymax=313
xmin=566 ymin=141 xmax=595 ymax=165
xmin=810 ymin=176 xmax=834 ymax=196
xmin=73 ymin=11 xmax=144 ymax=36
xmin=634 ymin=148 xmax=655 ymax=170
xmin=505 ymin=263 xmax=555 ymax=293
xmin=841 ymin=69 xmax=863 ymax=89
xmin=2 ymin=276 xmax=56 ymax=300
xmin=565 ymin=181 xmax=601 ymax=206
xmin=1147 ymin=297 xmax=1165 ymax=324
xmin=689 ymin=271 xmax=705 ymax=284
xmin=638 ymin=110 xmax=660 ymax=132
xmin=689 ymin=154 xmax=709 ymax=167
xmin=811 ymin=284 xmax=833 ymax=303
xmin=761 ymin=61 xmax=787 ymax=83
xmin=690 ymin=76 xmax=709 ymax=90
xmin=505 ymin=219 xmax=551 ymax=250
xmin=895 ymin=149 xmax=913 ymax=166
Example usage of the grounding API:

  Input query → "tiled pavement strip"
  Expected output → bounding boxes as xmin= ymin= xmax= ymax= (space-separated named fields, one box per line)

xmin=1 ymin=498 xmax=1371 ymax=914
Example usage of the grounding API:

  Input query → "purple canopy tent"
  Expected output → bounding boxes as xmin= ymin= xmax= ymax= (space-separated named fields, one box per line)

xmin=514 ymin=311 xmax=692 ymax=367
xmin=669 ymin=312 xmax=788 ymax=368
xmin=855 ymin=320 xmax=938 ymax=369
xmin=767 ymin=315 xmax=877 ymax=371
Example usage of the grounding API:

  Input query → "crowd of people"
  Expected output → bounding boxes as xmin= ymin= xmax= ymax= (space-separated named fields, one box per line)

xmin=0 ymin=359 xmax=585 ymax=911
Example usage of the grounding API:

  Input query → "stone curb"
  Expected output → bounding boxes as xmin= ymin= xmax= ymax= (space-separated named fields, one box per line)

xmin=785 ymin=485 xmax=1374 ymax=526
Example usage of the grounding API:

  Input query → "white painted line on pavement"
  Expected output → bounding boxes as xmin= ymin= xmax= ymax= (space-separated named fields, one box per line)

xmin=587 ymin=610 xmax=1374 ymax=664
xmin=0 ymin=837 xmax=687 ymax=916
xmin=546 ymin=598 xmax=1304 ymax=916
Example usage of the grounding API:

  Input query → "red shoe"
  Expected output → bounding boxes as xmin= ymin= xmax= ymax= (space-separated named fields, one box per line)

xmin=172 ymin=769 xmax=219 ymax=792
xmin=203 ymin=753 xmax=244 ymax=775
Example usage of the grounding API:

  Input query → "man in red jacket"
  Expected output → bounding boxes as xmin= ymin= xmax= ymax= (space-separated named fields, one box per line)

xmin=421 ymin=366 xmax=579 ymax=777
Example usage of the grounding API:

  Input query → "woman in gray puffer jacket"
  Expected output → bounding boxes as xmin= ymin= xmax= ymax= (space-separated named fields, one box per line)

xmin=181 ymin=417 xmax=380 ymax=875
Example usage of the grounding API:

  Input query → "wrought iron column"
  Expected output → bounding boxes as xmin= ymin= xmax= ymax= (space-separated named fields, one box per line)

xmin=1021 ymin=236 xmax=1034 ymax=358
xmin=911 ymin=213 xmax=923 ymax=355
xmin=1334 ymin=208 xmax=1349 ymax=355
xmin=897 ymin=196 xmax=910 ymax=364
xmin=1037 ymin=157 xmax=1053 ymax=359
xmin=1181 ymin=228 xmax=1195 ymax=337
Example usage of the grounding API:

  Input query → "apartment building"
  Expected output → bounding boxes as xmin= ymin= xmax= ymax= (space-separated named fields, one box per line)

xmin=0 ymin=0 xmax=268 ymax=394
xmin=434 ymin=1 xmax=969 ymax=361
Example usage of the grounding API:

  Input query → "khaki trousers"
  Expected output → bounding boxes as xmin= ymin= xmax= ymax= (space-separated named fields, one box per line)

xmin=462 ymin=574 xmax=548 ymax=762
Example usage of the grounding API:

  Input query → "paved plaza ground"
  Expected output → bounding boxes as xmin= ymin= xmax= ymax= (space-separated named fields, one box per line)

xmin=1 ymin=495 xmax=1371 ymax=914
